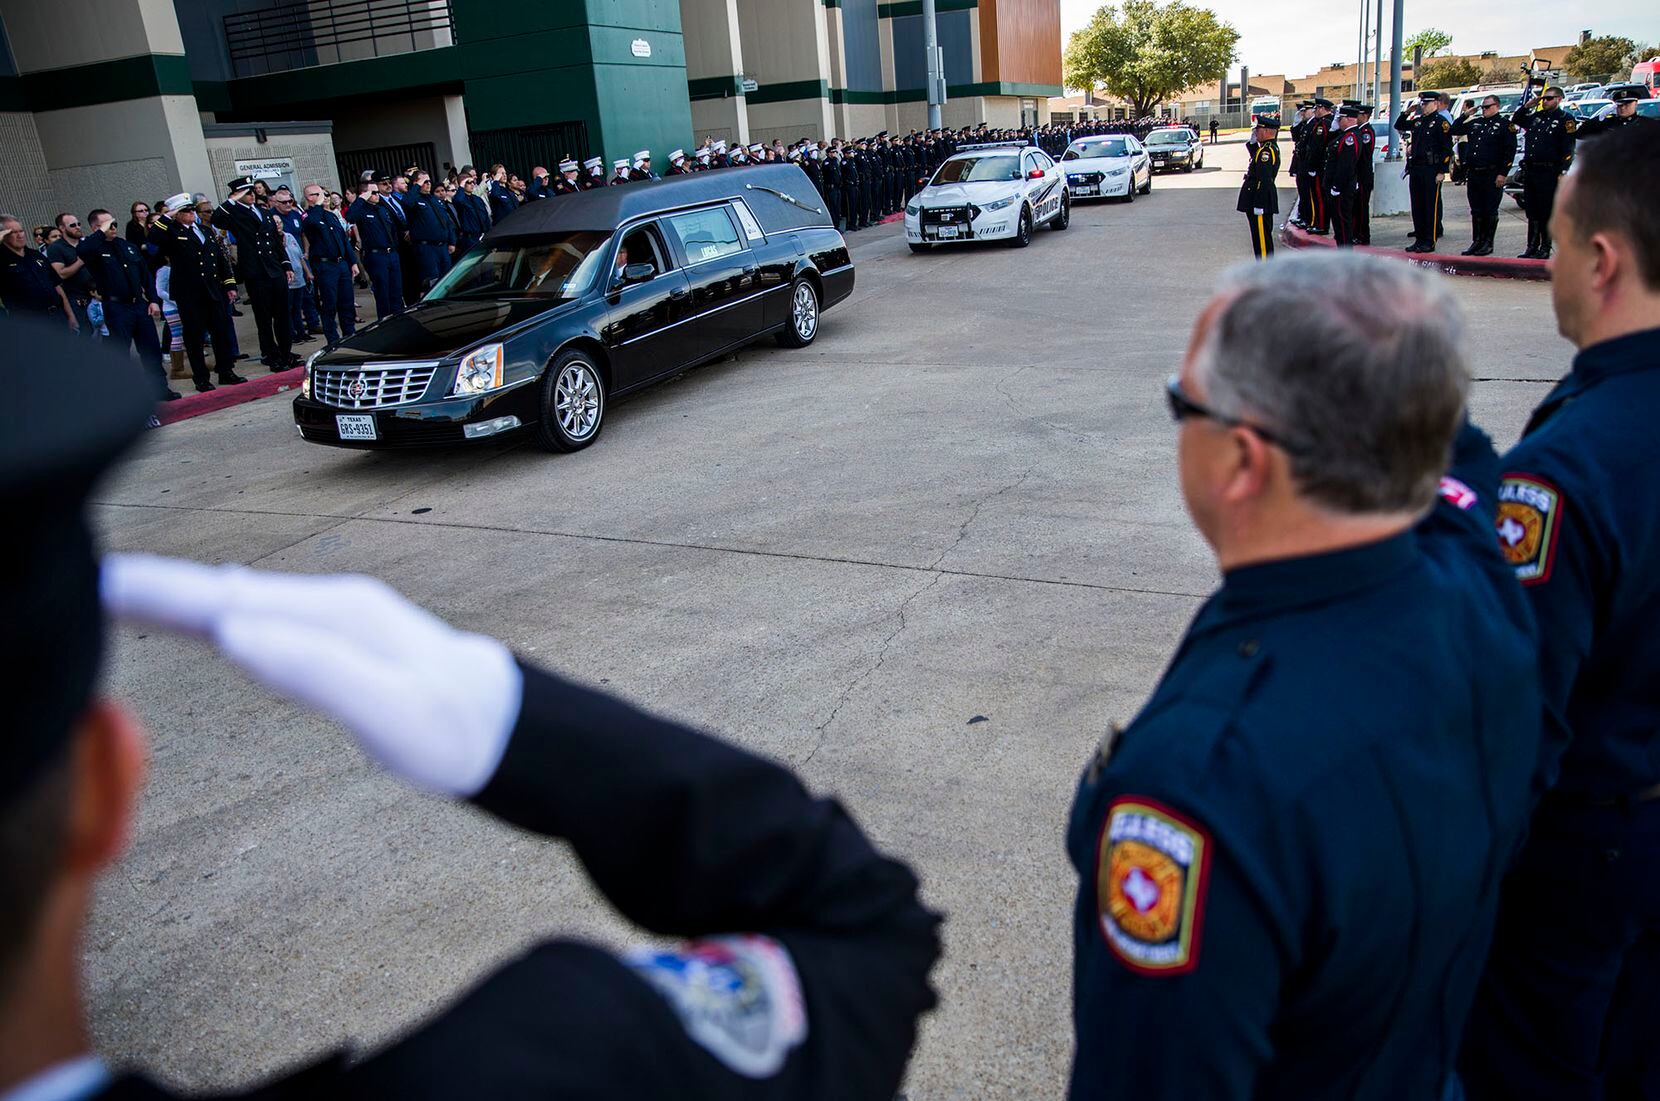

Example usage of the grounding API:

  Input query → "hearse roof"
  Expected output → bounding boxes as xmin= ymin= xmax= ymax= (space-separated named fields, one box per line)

xmin=482 ymin=163 xmax=832 ymax=241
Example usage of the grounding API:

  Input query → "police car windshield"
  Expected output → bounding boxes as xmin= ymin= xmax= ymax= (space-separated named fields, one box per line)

xmin=933 ymin=155 xmax=1021 ymax=184
xmin=1064 ymin=139 xmax=1129 ymax=160
xmin=1144 ymin=131 xmax=1191 ymax=146
xmin=426 ymin=232 xmax=611 ymax=301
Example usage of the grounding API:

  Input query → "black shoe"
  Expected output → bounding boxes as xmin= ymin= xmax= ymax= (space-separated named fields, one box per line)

xmin=163 ymin=389 xmax=182 ymax=401
xmin=1461 ymin=241 xmax=1480 ymax=256
xmin=218 ymin=372 xmax=248 ymax=385
xmin=1307 ymin=228 xmax=1328 ymax=236
xmin=235 ymin=352 xmax=251 ymax=361
xmin=1518 ymin=249 xmax=1537 ymax=259
xmin=1535 ymin=248 xmax=1551 ymax=261
xmin=195 ymin=381 xmax=216 ymax=393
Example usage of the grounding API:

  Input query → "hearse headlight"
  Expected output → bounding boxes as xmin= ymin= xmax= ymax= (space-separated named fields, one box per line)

xmin=982 ymin=195 xmax=1017 ymax=212
xmin=453 ymin=343 xmax=504 ymax=395
xmin=302 ymin=349 xmax=321 ymax=398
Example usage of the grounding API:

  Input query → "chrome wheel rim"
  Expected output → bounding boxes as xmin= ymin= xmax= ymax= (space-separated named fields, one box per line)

xmin=792 ymin=283 xmax=818 ymax=340
xmin=554 ymin=361 xmax=601 ymax=440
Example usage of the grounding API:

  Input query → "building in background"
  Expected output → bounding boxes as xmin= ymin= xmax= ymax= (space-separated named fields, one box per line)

xmin=0 ymin=0 xmax=1059 ymax=232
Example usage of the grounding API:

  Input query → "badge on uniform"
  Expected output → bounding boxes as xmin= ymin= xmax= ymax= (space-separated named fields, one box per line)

xmin=625 ymin=934 xmax=806 ymax=1077
xmin=1095 ymin=797 xmax=1211 ymax=975
xmin=1495 ymin=474 xmax=1562 ymax=584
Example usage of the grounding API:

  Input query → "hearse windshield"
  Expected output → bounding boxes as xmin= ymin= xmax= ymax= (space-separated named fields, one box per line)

xmin=426 ymin=231 xmax=612 ymax=301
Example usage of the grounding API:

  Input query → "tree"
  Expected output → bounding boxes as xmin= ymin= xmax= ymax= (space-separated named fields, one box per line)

xmin=1406 ymin=28 xmax=1453 ymax=58
xmin=1418 ymin=57 xmax=1484 ymax=90
xmin=1563 ymin=35 xmax=1638 ymax=81
xmin=1063 ymin=0 xmax=1239 ymax=120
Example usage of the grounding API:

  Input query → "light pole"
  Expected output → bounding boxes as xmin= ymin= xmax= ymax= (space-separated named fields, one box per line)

xmin=923 ymin=0 xmax=944 ymax=130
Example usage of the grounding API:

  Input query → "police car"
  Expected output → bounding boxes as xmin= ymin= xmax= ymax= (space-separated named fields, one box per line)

xmin=904 ymin=142 xmax=1069 ymax=251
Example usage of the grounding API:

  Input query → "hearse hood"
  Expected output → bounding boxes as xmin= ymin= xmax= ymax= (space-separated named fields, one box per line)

xmin=317 ymin=298 xmax=572 ymax=365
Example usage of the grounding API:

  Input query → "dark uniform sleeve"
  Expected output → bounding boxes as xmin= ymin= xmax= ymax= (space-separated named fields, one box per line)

xmin=1068 ymin=710 xmax=1293 ymax=1101
xmin=344 ymin=662 xmax=939 ymax=1100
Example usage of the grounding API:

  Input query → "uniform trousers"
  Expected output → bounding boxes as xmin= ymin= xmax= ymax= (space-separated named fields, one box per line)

xmin=1330 ymin=188 xmax=1356 ymax=245
xmin=363 ymin=249 xmax=404 ymax=319
xmin=1294 ymin=167 xmax=1313 ymax=224
xmin=414 ymin=242 xmax=452 ymax=292
xmin=1309 ymin=171 xmax=1329 ymax=231
xmin=1461 ymin=796 xmax=1660 ymax=1100
xmin=174 ymin=293 xmax=236 ymax=387
xmin=245 ymin=274 xmax=292 ymax=361
xmin=1246 ymin=211 xmax=1274 ymax=259
xmin=1408 ymin=166 xmax=1443 ymax=248
xmin=1355 ymin=182 xmax=1372 ymax=244
xmin=312 ymin=259 xmax=356 ymax=346
xmin=103 ymin=299 xmax=167 ymax=396
xmin=1521 ymin=165 xmax=1561 ymax=254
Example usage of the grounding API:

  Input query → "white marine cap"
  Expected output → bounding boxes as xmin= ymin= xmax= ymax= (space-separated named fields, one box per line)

xmin=584 ymin=156 xmax=603 ymax=170
xmin=714 ymin=140 xmax=728 ymax=153
xmin=697 ymin=150 xmax=711 ymax=161
xmin=748 ymin=143 xmax=763 ymax=154
xmin=613 ymin=159 xmax=630 ymax=171
xmin=163 ymin=191 xmax=193 ymax=212
xmin=668 ymin=149 xmax=685 ymax=162
xmin=558 ymin=159 xmax=577 ymax=173
xmin=788 ymin=148 xmax=802 ymax=160
xmin=634 ymin=149 xmax=650 ymax=161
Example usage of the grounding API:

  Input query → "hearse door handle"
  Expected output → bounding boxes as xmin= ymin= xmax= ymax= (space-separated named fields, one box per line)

xmin=669 ymin=287 xmax=691 ymax=302
xmin=741 ymin=265 xmax=758 ymax=278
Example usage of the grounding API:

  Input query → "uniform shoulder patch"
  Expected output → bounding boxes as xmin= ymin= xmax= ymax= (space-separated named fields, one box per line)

xmin=1440 ymin=119 xmax=1451 ymax=132
xmin=1095 ymin=796 xmax=1212 ymax=975
xmin=1439 ymin=475 xmax=1478 ymax=511
xmin=626 ymin=935 xmax=806 ymax=1077
xmin=1495 ymin=474 xmax=1563 ymax=584
xmin=1565 ymin=118 xmax=1578 ymax=132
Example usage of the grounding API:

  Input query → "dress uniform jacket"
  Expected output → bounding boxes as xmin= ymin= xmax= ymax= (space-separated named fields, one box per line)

xmin=1450 ymin=113 xmax=1519 ymax=172
xmin=1237 ymin=139 xmax=1280 ymax=214
xmin=1576 ymin=110 xmax=1655 ymax=139
xmin=214 ymin=200 xmax=292 ymax=284
xmin=1511 ymin=103 xmax=1577 ymax=172
xmin=1067 ymin=422 xmax=1543 ymax=1100
xmin=147 ymin=217 xmax=236 ymax=304
xmin=1396 ymin=110 xmax=1454 ymax=171
xmin=88 ymin=662 xmax=940 ymax=1100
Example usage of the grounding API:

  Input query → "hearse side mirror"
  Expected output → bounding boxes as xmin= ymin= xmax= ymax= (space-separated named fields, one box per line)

xmin=621 ymin=262 xmax=655 ymax=284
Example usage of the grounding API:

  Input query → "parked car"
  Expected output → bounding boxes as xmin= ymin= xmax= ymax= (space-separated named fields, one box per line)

xmin=293 ymin=164 xmax=852 ymax=452
xmin=1059 ymin=134 xmax=1152 ymax=201
xmin=1566 ymin=98 xmax=1613 ymax=120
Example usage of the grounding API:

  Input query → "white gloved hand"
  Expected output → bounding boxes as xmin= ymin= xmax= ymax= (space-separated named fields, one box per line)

xmin=101 ymin=553 xmax=523 ymax=797
xmin=1251 ymin=207 xmax=1265 ymax=216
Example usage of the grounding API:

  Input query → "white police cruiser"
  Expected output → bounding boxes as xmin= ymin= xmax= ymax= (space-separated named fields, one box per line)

xmin=904 ymin=142 xmax=1069 ymax=252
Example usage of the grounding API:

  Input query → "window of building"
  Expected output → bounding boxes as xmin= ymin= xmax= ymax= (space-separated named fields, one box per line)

xmin=1021 ymin=98 xmax=1039 ymax=127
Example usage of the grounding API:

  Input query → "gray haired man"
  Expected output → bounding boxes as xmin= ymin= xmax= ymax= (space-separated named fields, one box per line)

xmin=1067 ymin=252 xmax=1544 ymax=1099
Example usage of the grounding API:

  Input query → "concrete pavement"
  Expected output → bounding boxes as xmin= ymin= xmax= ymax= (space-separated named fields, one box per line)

xmin=92 ymin=140 xmax=1572 ymax=1098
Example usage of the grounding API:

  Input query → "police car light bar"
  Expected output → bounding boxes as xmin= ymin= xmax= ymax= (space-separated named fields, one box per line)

xmin=955 ymin=141 xmax=1027 ymax=151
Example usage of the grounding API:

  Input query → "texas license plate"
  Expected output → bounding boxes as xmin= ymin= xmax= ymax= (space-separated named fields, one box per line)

xmin=1075 ymin=186 xmax=1098 ymax=196
xmin=933 ymin=225 xmax=960 ymax=239
xmin=336 ymin=414 xmax=377 ymax=440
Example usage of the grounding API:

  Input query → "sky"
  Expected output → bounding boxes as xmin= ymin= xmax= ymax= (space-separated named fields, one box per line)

xmin=1058 ymin=0 xmax=1659 ymax=82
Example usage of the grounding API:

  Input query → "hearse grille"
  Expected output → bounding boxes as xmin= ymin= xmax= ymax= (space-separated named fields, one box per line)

xmin=312 ymin=362 xmax=441 ymax=409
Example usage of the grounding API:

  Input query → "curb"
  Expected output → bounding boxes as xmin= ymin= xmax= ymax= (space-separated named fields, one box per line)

xmin=1278 ymin=223 xmax=1550 ymax=281
xmin=156 ymin=365 xmax=304 ymax=426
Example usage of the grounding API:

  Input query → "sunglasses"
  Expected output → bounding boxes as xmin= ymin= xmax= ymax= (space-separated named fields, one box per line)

xmin=1165 ymin=375 xmax=1308 ymax=455
xmin=1542 ymin=94 xmax=1561 ymax=101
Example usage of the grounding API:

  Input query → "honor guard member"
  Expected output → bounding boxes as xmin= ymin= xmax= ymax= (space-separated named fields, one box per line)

xmin=629 ymin=151 xmax=657 ymax=182
xmin=148 ymin=192 xmax=246 ymax=391
xmin=1324 ymin=104 xmax=1363 ymax=245
xmin=453 ymin=176 xmax=493 ymax=254
xmin=664 ymin=150 xmax=689 ymax=177
xmin=822 ymin=146 xmax=844 ymax=229
xmin=552 ymin=160 xmax=582 ymax=195
xmin=1577 ymin=88 xmax=1653 ymax=138
xmin=1287 ymin=103 xmax=1310 ymax=226
xmin=345 ymin=178 xmax=404 ymax=320
xmin=1302 ymin=100 xmax=1335 ymax=233
xmin=1450 ymin=95 xmax=1519 ymax=257
xmin=0 ymin=317 xmax=942 ymax=1101
xmin=75 ymin=209 xmax=174 ymax=399
xmin=841 ymin=147 xmax=862 ymax=231
xmin=404 ymin=174 xmax=456 ymax=292
xmin=1238 ymin=113 xmax=1281 ymax=259
xmin=1511 ymin=85 xmax=1577 ymax=259
xmin=581 ymin=156 xmax=606 ymax=189
xmin=608 ymin=159 xmax=630 ymax=186
xmin=1395 ymin=92 xmax=1453 ymax=253
xmin=215 ymin=176 xmax=295 ymax=369
xmin=1353 ymin=104 xmax=1376 ymax=244
xmin=299 ymin=183 xmax=358 ymax=348
xmin=1067 ymin=252 xmax=1542 ymax=1101
xmin=1460 ymin=127 xmax=1660 ymax=1101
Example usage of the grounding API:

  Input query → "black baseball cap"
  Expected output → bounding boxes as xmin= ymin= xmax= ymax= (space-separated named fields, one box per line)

xmin=1 ymin=321 xmax=153 ymax=806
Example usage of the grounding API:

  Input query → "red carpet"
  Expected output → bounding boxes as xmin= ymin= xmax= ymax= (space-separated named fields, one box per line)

xmin=155 ymin=365 xmax=304 ymax=426
xmin=1279 ymin=223 xmax=1550 ymax=281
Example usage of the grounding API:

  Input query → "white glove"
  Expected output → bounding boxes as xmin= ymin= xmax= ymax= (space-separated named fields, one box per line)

xmin=1251 ymin=207 xmax=1264 ymax=216
xmin=101 ymin=554 xmax=523 ymax=797
xmin=1329 ymin=189 xmax=1341 ymax=197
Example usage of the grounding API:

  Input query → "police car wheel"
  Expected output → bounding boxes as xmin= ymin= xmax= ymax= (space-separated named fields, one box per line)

xmin=1011 ymin=207 xmax=1033 ymax=248
xmin=1140 ymin=174 xmax=1152 ymax=195
xmin=775 ymin=279 xmax=820 ymax=348
xmin=1122 ymin=180 xmax=1135 ymax=203
xmin=1050 ymin=193 xmax=1071 ymax=230
xmin=535 ymin=350 xmax=606 ymax=453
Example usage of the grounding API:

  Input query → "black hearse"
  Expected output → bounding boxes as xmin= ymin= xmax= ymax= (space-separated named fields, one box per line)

xmin=293 ymin=164 xmax=853 ymax=451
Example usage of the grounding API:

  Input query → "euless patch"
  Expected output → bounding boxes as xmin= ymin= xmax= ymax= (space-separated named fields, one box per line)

xmin=626 ymin=934 xmax=806 ymax=1077
xmin=1095 ymin=797 xmax=1212 ymax=975
xmin=1495 ymin=474 xmax=1562 ymax=584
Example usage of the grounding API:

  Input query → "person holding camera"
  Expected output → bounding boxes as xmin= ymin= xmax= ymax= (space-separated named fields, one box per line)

xmin=1451 ymin=95 xmax=1519 ymax=257
xmin=1510 ymin=85 xmax=1577 ymax=259
xmin=1396 ymin=92 xmax=1453 ymax=253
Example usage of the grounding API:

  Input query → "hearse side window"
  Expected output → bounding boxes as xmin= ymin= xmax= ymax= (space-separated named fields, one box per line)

xmin=663 ymin=207 xmax=745 ymax=266
xmin=731 ymin=200 xmax=765 ymax=241
xmin=616 ymin=224 xmax=672 ymax=280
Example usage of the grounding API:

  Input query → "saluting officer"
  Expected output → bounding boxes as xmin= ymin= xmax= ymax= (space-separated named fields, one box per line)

xmin=148 ymin=192 xmax=245 ymax=392
xmin=823 ymin=146 xmax=845 ymax=230
xmin=1303 ymin=99 xmax=1335 ymax=234
xmin=1324 ymin=103 xmax=1364 ymax=246
xmin=1510 ymin=85 xmax=1577 ymax=259
xmin=629 ymin=150 xmax=657 ymax=182
xmin=551 ymin=159 xmax=583 ymax=195
xmin=0 ymin=320 xmax=941 ymax=1101
xmin=299 ymin=183 xmax=358 ymax=348
xmin=215 ymin=176 xmax=295 ymax=369
xmin=1450 ymin=94 xmax=1519 ymax=257
xmin=403 ymin=173 xmax=456 ymax=293
xmin=581 ymin=156 xmax=606 ymax=190
xmin=1396 ymin=92 xmax=1453 ymax=253
xmin=1287 ymin=103 xmax=1310 ymax=227
xmin=1238 ymin=113 xmax=1281 ymax=259
xmin=1459 ymin=126 xmax=1660 ymax=1101
xmin=664 ymin=150 xmax=690 ymax=177
xmin=1577 ymin=88 xmax=1653 ymax=138
xmin=76 ymin=208 xmax=175 ymax=399
xmin=345 ymin=177 xmax=404 ymax=321
xmin=453 ymin=176 xmax=493 ymax=255
xmin=1353 ymin=104 xmax=1375 ymax=244
xmin=1068 ymin=251 xmax=1542 ymax=1101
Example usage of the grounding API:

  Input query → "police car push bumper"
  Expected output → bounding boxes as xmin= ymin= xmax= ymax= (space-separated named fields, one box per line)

xmin=905 ymin=199 xmax=1023 ymax=242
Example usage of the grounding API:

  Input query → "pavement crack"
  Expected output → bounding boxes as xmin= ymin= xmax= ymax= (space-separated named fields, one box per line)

xmin=932 ymin=463 xmax=1038 ymax=571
